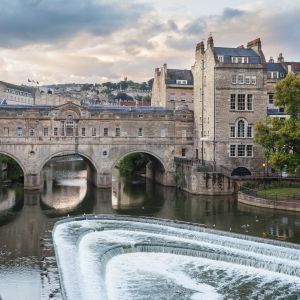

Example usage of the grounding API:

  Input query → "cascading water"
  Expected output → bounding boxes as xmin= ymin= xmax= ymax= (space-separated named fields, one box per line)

xmin=53 ymin=215 xmax=300 ymax=300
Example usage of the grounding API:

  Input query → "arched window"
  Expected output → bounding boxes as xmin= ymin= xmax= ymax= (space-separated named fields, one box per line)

xmin=237 ymin=120 xmax=245 ymax=137
xmin=66 ymin=115 xmax=74 ymax=128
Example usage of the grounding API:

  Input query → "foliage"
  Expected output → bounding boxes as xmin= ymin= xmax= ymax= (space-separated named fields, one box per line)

xmin=255 ymin=73 xmax=300 ymax=175
xmin=275 ymin=73 xmax=300 ymax=118
xmin=118 ymin=153 xmax=149 ymax=178
xmin=114 ymin=92 xmax=133 ymax=101
xmin=0 ymin=154 xmax=23 ymax=181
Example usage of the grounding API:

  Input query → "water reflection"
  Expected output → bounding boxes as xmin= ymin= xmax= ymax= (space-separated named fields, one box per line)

xmin=41 ymin=158 xmax=87 ymax=213
xmin=0 ymin=156 xmax=300 ymax=299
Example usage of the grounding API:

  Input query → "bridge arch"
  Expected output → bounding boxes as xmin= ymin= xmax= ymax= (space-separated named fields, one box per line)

xmin=112 ymin=149 xmax=174 ymax=187
xmin=113 ymin=149 xmax=167 ymax=172
xmin=38 ymin=150 xmax=98 ymax=174
xmin=231 ymin=167 xmax=251 ymax=177
xmin=0 ymin=150 xmax=26 ymax=174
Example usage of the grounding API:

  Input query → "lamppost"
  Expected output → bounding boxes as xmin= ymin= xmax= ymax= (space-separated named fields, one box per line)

xmin=262 ymin=162 xmax=266 ymax=189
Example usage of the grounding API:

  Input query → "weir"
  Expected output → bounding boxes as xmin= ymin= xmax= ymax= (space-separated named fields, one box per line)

xmin=53 ymin=215 xmax=300 ymax=300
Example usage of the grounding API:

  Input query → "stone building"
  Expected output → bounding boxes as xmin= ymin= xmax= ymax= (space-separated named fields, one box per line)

xmin=265 ymin=54 xmax=300 ymax=119
xmin=192 ymin=37 xmax=268 ymax=175
xmin=151 ymin=64 xmax=194 ymax=109
xmin=0 ymin=81 xmax=40 ymax=105
xmin=0 ymin=103 xmax=193 ymax=189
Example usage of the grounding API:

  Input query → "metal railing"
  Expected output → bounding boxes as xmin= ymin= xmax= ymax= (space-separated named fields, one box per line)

xmin=240 ymin=185 xmax=300 ymax=201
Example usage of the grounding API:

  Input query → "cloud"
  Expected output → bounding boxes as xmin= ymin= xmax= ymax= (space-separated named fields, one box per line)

xmin=0 ymin=0 xmax=147 ymax=48
xmin=221 ymin=8 xmax=245 ymax=20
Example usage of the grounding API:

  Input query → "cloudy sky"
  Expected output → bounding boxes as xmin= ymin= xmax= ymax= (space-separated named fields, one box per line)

xmin=0 ymin=0 xmax=299 ymax=85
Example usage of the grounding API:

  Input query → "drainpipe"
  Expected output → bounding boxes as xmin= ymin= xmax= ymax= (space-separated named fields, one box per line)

xmin=201 ymin=58 xmax=204 ymax=165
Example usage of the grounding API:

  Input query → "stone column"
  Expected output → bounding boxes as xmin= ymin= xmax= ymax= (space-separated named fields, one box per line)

xmin=93 ymin=172 xmax=112 ymax=188
xmin=24 ymin=173 xmax=42 ymax=190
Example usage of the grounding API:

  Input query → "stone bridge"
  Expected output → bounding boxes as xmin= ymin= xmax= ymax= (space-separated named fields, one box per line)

xmin=0 ymin=102 xmax=193 ymax=190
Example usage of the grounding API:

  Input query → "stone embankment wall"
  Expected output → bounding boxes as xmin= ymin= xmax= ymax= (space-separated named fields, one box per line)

xmin=238 ymin=191 xmax=300 ymax=212
xmin=175 ymin=164 xmax=234 ymax=195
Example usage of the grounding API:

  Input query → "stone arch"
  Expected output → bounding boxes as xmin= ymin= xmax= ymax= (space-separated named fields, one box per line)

xmin=112 ymin=149 xmax=175 ymax=187
xmin=38 ymin=150 xmax=98 ymax=174
xmin=113 ymin=149 xmax=168 ymax=172
xmin=231 ymin=167 xmax=251 ymax=177
xmin=0 ymin=150 xmax=26 ymax=174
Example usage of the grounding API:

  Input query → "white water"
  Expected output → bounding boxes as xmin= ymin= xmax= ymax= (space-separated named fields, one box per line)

xmin=53 ymin=216 xmax=300 ymax=299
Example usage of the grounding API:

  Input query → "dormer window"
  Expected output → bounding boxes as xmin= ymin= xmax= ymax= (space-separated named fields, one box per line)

xmin=217 ymin=55 xmax=224 ymax=62
xmin=267 ymin=71 xmax=279 ymax=79
xmin=232 ymin=57 xmax=249 ymax=64
xmin=176 ymin=80 xmax=187 ymax=85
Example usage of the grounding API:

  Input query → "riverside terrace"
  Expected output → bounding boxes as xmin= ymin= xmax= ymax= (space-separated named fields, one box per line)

xmin=0 ymin=102 xmax=193 ymax=190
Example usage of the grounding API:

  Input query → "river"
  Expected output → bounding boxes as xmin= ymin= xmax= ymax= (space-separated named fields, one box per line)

xmin=0 ymin=156 xmax=300 ymax=299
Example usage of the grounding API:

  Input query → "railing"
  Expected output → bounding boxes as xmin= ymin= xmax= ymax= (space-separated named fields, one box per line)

xmin=240 ymin=185 xmax=300 ymax=201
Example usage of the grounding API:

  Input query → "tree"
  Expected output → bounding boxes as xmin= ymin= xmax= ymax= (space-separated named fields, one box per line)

xmin=118 ymin=153 xmax=149 ymax=178
xmin=255 ymin=73 xmax=300 ymax=175
xmin=275 ymin=73 xmax=300 ymax=118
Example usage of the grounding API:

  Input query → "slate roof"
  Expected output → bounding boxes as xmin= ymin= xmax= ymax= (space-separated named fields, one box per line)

xmin=0 ymin=104 xmax=173 ymax=113
xmin=214 ymin=47 xmax=261 ymax=64
xmin=286 ymin=62 xmax=300 ymax=74
xmin=0 ymin=81 xmax=37 ymax=96
xmin=266 ymin=63 xmax=287 ymax=74
xmin=165 ymin=69 xmax=193 ymax=85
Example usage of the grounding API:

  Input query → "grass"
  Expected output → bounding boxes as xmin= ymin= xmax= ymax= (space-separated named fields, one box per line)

xmin=257 ymin=187 xmax=300 ymax=200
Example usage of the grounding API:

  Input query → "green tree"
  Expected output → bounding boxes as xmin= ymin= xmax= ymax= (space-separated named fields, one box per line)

xmin=275 ymin=73 xmax=300 ymax=118
xmin=255 ymin=73 xmax=300 ymax=175
xmin=118 ymin=153 xmax=149 ymax=178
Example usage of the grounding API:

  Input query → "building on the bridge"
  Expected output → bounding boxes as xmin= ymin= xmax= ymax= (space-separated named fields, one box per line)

xmin=192 ymin=37 xmax=268 ymax=175
xmin=0 ymin=81 xmax=40 ymax=105
xmin=151 ymin=64 xmax=194 ymax=109
xmin=0 ymin=102 xmax=193 ymax=190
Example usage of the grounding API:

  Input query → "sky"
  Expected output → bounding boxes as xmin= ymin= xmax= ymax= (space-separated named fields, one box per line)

xmin=0 ymin=0 xmax=300 ymax=85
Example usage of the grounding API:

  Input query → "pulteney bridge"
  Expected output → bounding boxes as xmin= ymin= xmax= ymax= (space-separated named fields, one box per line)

xmin=0 ymin=102 xmax=193 ymax=190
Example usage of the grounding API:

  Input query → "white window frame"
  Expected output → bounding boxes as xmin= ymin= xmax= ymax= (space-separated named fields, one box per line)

xmin=230 ymin=145 xmax=236 ymax=157
xmin=238 ymin=74 xmax=244 ymax=84
xmin=16 ymin=127 xmax=23 ymax=137
xmin=231 ymin=75 xmax=237 ymax=84
xmin=29 ymin=128 xmax=35 ymax=137
xmin=246 ymin=145 xmax=253 ymax=157
xmin=245 ymin=76 xmax=251 ymax=84
xmin=92 ymin=127 xmax=96 ymax=137
xmin=43 ymin=128 xmax=48 ymax=137
xmin=237 ymin=145 xmax=245 ymax=157
xmin=181 ymin=129 xmax=187 ymax=138
xmin=160 ymin=128 xmax=166 ymax=137
xmin=251 ymin=76 xmax=257 ymax=85
xmin=218 ymin=55 xmax=224 ymax=62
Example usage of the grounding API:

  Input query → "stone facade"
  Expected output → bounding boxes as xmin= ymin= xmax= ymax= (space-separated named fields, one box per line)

xmin=0 ymin=81 xmax=40 ymax=105
xmin=191 ymin=37 xmax=268 ymax=175
xmin=151 ymin=64 xmax=193 ymax=109
xmin=0 ymin=102 xmax=193 ymax=190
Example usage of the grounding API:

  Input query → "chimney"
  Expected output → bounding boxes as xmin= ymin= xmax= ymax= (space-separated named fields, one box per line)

xmin=196 ymin=41 xmax=205 ymax=54
xmin=195 ymin=41 xmax=204 ymax=61
xmin=246 ymin=37 xmax=265 ymax=63
xmin=207 ymin=35 xmax=214 ymax=48
xmin=237 ymin=45 xmax=244 ymax=49
xmin=247 ymin=38 xmax=262 ymax=50
xmin=269 ymin=56 xmax=274 ymax=63
xmin=278 ymin=53 xmax=284 ymax=63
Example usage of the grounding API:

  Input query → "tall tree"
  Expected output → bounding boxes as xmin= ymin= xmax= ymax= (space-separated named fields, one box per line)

xmin=255 ymin=73 xmax=300 ymax=175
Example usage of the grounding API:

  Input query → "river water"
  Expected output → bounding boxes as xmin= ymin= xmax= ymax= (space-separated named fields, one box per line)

xmin=0 ymin=157 xmax=300 ymax=299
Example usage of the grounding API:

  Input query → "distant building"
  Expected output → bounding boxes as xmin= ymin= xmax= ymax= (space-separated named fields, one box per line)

xmin=0 ymin=81 xmax=40 ymax=105
xmin=151 ymin=64 xmax=194 ymax=109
